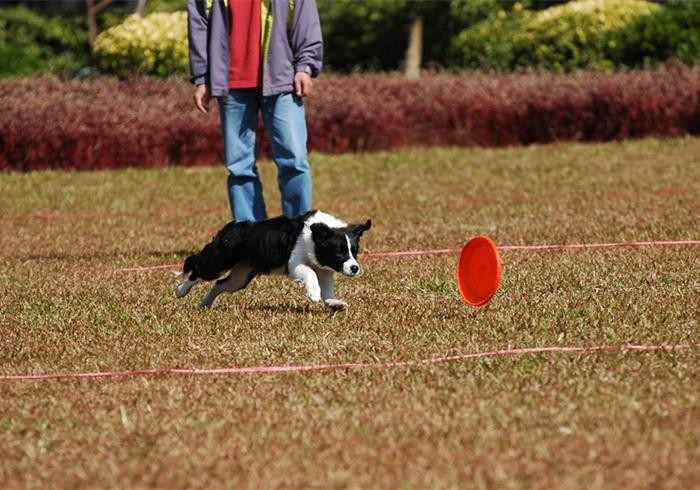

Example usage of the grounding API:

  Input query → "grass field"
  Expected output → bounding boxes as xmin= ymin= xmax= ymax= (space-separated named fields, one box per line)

xmin=1 ymin=137 xmax=699 ymax=488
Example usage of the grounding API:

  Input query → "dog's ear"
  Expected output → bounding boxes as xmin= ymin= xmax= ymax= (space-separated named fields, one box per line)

xmin=351 ymin=219 xmax=372 ymax=237
xmin=311 ymin=222 xmax=334 ymax=241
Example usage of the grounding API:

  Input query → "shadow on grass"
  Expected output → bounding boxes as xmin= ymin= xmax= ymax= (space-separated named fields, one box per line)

xmin=252 ymin=302 xmax=321 ymax=315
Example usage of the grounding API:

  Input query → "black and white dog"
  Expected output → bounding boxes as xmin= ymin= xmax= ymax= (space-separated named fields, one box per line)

xmin=175 ymin=210 xmax=372 ymax=311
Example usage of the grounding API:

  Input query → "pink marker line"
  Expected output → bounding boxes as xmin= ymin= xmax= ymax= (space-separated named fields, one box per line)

xmin=365 ymin=240 xmax=700 ymax=257
xmin=498 ymin=240 xmax=700 ymax=251
xmin=104 ymin=239 xmax=700 ymax=274
xmin=1 ymin=344 xmax=697 ymax=382
xmin=108 ymin=264 xmax=183 ymax=273
xmin=363 ymin=248 xmax=460 ymax=258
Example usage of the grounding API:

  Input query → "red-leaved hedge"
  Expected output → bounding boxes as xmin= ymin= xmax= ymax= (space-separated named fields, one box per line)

xmin=1 ymin=64 xmax=699 ymax=171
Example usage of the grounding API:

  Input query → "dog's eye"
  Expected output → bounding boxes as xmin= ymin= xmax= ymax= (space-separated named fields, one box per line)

xmin=324 ymin=247 xmax=345 ymax=261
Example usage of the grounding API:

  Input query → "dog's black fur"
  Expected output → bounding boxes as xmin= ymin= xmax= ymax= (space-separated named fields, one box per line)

xmin=182 ymin=211 xmax=314 ymax=282
xmin=176 ymin=210 xmax=372 ymax=310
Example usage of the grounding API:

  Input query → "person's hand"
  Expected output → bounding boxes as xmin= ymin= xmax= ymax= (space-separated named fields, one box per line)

xmin=193 ymin=84 xmax=210 ymax=113
xmin=294 ymin=72 xmax=313 ymax=97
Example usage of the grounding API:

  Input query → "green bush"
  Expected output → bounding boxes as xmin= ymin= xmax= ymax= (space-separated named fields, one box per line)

xmin=615 ymin=0 xmax=700 ymax=67
xmin=520 ymin=0 xmax=660 ymax=72
xmin=452 ymin=2 xmax=532 ymax=71
xmin=93 ymin=11 xmax=188 ymax=77
xmin=318 ymin=0 xmax=411 ymax=71
xmin=0 ymin=6 xmax=90 ymax=78
xmin=145 ymin=0 xmax=187 ymax=14
xmin=453 ymin=0 xmax=662 ymax=72
xmin=0 ymin=33 xmax=44 ymax=78
xmin=317 ymin=0 xmax=482 ymax=72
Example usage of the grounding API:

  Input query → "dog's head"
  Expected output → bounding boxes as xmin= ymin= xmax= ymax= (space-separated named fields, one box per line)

xmin=310 ymin=219 xmax=372 ymax=277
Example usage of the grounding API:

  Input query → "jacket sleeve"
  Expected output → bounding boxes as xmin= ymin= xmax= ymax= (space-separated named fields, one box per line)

xmin=187 ymin=0 xmax=209 ymax=85
xmin=289 ymin=0 xmax=323 ymax=77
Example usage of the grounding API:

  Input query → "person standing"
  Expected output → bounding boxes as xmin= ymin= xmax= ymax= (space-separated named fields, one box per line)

xmin=187 ymin=0 xmax=323 ymax=222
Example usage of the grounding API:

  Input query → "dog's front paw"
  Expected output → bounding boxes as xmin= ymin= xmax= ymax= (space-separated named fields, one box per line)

xmin=305 ymin=286 xmax=322 ymax=303
xmin=324 ymin=299 xmax=348 ymax=312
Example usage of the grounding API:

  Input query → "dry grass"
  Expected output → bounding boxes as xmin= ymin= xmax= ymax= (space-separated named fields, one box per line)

xmin=1 ymin=137 xmax=699 ymax=489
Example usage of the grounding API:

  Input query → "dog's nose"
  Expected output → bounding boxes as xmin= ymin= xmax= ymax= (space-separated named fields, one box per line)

xmin=350 ymin=265 xmax=359 ymax=274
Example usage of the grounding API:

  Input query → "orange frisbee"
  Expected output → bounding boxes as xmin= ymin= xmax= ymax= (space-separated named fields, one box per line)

xmin=457 ymin=236 xmax=502 ymax=306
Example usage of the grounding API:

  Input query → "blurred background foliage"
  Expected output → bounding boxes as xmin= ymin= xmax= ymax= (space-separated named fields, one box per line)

xmin=0 ymin=0 xmax=699 ymax=78
xmin=0 ymin=6 xmax=90 ymax=77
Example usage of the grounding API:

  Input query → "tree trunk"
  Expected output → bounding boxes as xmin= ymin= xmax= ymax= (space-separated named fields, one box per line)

xmin=404 ymin=14 xmax=423 ymax=79
xmin=134 ymin=0 xmax=149 ymax=17
xmin=86 ymin=0 xmax=116 ymax=45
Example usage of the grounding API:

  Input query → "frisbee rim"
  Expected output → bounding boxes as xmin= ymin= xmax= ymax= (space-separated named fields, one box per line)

xmin=457 ymin=236 xmax=502 ymax=306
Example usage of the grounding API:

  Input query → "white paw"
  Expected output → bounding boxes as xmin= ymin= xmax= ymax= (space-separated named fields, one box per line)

xmin=306 ymin=286 xmax=322 ymax=302
xmin=324 ymin=299 xmax=348 ymax=312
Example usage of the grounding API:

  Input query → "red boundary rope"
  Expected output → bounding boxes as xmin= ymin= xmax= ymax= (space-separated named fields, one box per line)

xmin=2 ymin=344 xmax=697 ymax=382
xmin=106 ymin=240 xmax=700 ymax=273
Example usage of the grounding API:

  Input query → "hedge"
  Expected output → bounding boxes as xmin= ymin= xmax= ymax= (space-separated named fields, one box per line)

xmin=1 ymin=65 xmax=699 ymax=171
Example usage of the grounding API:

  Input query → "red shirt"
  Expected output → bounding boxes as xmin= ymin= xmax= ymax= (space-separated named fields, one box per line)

xmin=229 ymin=0 xmax=262 ymax=89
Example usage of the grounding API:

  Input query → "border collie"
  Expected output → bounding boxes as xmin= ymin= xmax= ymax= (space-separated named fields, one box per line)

xmin=175 ymin=210 xmax=372 ymax=311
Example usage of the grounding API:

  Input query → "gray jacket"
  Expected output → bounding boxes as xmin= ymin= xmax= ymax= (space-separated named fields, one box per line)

xmin=187 ymin=0 xmax=323 ymax=97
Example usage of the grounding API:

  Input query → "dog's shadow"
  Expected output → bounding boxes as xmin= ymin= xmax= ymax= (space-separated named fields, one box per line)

xmin=249 ymin=302 xmax=320 ymax=314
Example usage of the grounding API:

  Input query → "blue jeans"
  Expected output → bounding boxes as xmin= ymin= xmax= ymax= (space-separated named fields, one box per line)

xmin=218 ymin=89 xmax=312 ymax=222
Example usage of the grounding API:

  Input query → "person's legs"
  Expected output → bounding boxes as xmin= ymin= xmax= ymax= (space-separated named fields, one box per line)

xmin=219 ymin=89 xmax=267 ymax=222
xmin=260 ymin=92 xmax=312 ymax=218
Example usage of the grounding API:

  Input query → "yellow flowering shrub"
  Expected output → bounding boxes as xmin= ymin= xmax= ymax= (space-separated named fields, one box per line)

xmin=454 ymin=0 xmax=662 ymax=72
xmin=94 ymin=11 xmax=188 ymax=77
xmin=522 ymin=0 xmax=660 ymax=71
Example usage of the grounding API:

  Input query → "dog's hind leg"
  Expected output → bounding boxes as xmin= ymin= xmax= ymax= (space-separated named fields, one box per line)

xmin=175 ymin=275 xmax=202 ymax=298
xmin=317 ymin=270 xmax=347 ymax=311
xmin=200 ymin=264 xmax=256 ymax=309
